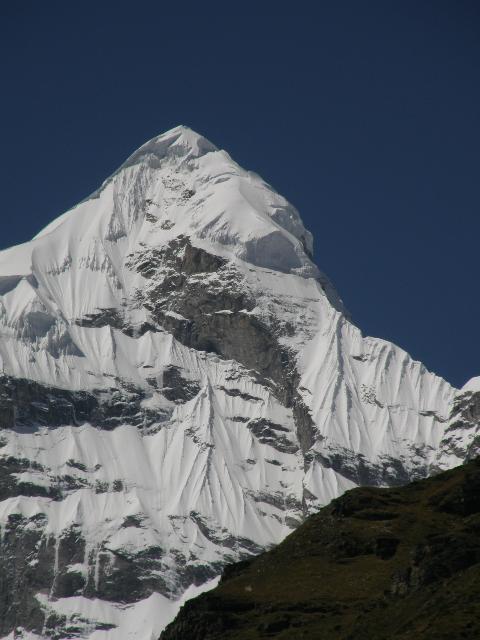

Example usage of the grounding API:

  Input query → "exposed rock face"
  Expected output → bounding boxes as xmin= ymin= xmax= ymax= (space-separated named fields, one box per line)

xmin=161 ymin=458 xmax=480 ymax=640
xmin=439 ymin=388 xmax=480 ymax=463
xmin=0 ymin=375 xmax=159 ymax=431
xmin=0 ymin=125 xmax=473 ymax=638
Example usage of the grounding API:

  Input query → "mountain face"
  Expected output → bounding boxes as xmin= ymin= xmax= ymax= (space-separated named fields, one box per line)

xmin=0 ymin=125 xmax=476 ymax=639
xmin=161 ymin=457 xmax=480 ymax=640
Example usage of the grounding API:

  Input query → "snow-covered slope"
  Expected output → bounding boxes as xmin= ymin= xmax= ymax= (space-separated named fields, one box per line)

xmin=0 ymin=126 xmax=472 ymax=639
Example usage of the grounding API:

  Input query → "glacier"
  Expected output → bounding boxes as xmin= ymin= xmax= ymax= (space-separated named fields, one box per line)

xmin=0 ymin=125 xmax=477 ymax=639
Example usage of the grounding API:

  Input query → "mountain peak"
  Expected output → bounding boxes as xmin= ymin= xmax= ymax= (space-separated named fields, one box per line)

xmin=18 ymin=123 xmax=326 ymax=285
xmin=121 ymin=125 xmax=218 ymax=172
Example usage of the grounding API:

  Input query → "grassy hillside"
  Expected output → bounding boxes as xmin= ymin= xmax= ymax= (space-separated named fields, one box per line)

xmin=161 ymin=458 xmax=480 ymax=639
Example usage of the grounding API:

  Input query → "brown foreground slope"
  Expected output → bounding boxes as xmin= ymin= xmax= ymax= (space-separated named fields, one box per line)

xmin=161 ymin=458 xmax=480 ymax=639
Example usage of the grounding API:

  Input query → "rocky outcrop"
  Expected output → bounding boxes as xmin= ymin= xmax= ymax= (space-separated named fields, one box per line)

xmin=440 ymin=389 xmax=480 ymax=461
xmin=0 ymin=375 xmax=161 ymax=430
xmin=128 ymin=236 xmax=323 ymax=460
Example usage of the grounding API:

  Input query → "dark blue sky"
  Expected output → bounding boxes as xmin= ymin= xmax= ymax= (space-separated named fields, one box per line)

xmin=1 ymin=2 xmax=479 ymax=388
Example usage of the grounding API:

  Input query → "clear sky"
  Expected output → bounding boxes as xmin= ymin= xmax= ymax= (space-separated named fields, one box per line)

xmin=0 ymin=2 xmax=479 ymax=388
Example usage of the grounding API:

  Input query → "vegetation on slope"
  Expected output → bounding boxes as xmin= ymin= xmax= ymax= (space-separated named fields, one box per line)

xmin=161 ymin=458 xmax=480 ymax=639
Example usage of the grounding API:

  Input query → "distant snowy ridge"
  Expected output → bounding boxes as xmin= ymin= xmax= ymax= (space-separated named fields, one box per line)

xmin=0 ymin=126 xmax=476 ymax=639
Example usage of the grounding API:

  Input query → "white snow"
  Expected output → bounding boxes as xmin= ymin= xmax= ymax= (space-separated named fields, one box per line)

xmin=461 ymin=376 xmax=480 ymax=393
xmin=1 ymin=579 xmax=219 ymax=640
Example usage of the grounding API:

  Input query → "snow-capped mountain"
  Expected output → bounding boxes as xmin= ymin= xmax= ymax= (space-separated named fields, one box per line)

xmin=0 ymin=126 xmax=476 ymax=639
